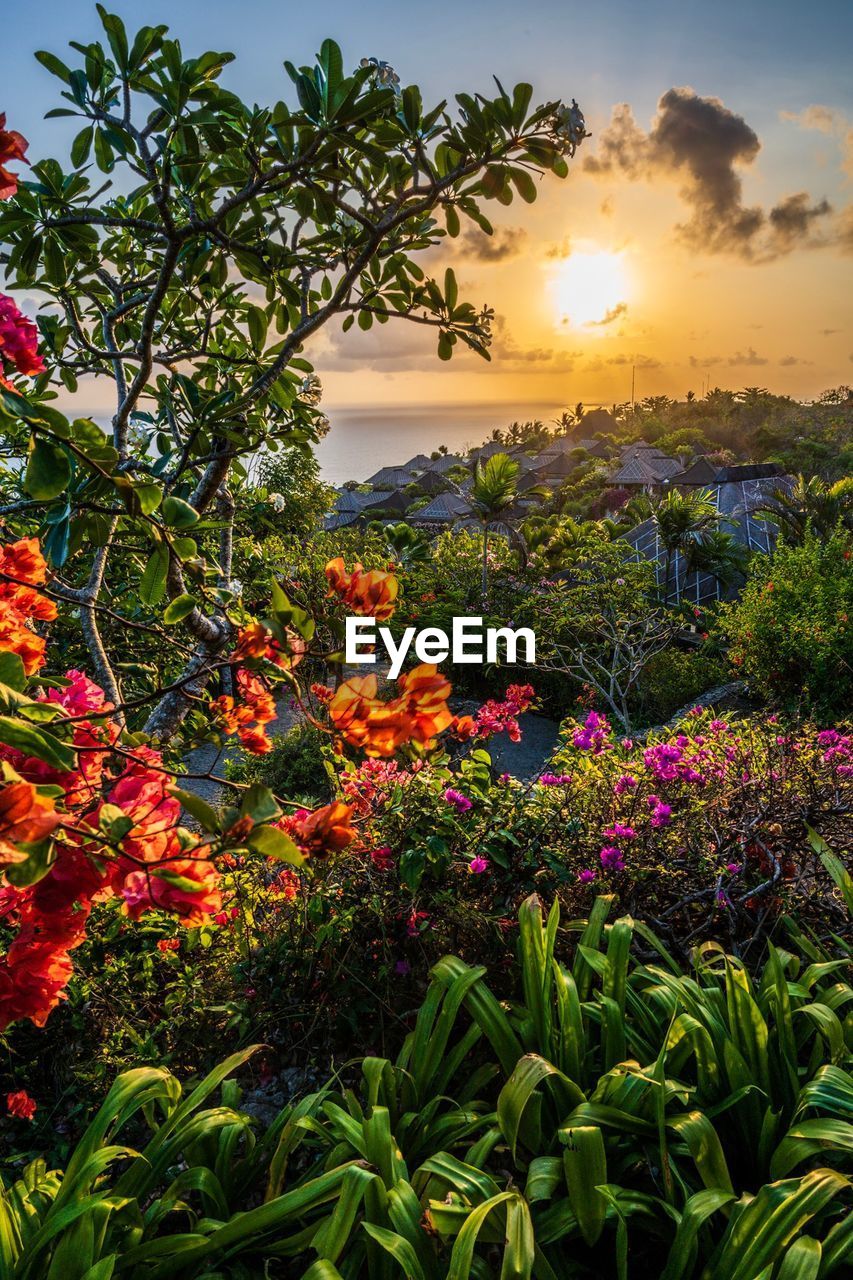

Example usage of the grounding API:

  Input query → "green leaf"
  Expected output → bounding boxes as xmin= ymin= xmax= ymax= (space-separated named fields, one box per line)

xmin=25 ymin=436 xmax=71 ymax=500
xmin=170 ymin=787 xmax=221 ymax=833
xmin=139 ymin=545 xmax=169 ymax=607
xmin=0 ymin=652 xmax=27 ymax=693
xmin=248 ymin=824 xmax=305 ymax=866
xmin=162 ymin=496 xmax=199 ymax=528
xmin=163 ymin=595 xmax=197 ymax=625
xmin=0 ymin=716 xmax=76 ymax=770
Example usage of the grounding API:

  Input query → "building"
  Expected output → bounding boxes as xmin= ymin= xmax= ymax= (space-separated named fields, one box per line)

xmin=622 ymin=468 xmax=793 ymax=604
xmin=363 ymin=465 xmax=420 ymax=489
xmin=610 ymin=442 xmax=683 ymax=490
xmin=423 ymin=454 xmax=465 ymax=475
xmin=409 ymin=492 xmax=473 ymax=525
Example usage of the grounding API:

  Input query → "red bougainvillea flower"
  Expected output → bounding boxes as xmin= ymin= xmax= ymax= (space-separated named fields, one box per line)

xmin=325 ymin=558 xmax=399 ymax=621
xmin=0 ymin=778 xmax=60 ymax=864
xmin=0 ymin=295 xmax=44 ymax=377
xmin=6 ymin=1089 xmax=36 ymax=1120
xmin=0 ymin=117 xmax=28 ymax=201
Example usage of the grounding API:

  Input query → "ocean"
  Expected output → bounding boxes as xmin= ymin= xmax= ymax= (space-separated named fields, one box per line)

xmin=315 ymin=402 xmax=564 ymax=485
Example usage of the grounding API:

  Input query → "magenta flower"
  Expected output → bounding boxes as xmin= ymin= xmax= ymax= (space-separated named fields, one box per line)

xmin=615 ymin=773 xmax=637 ymax=795
xmin=540 ymin=773 xmax=573 ymax=786
xmin=469 ymin=856 xmax=489 ymax=874
xmin=725 ymin=862 xmax=742 ymax=875
xmin=602 ymin=822 xmax=636 ymax=842
xmin=646 ymin=794 xmax=672 ymax=827
xmin=444 ymin=788 xmax=472 ymax=813
xmin=577 ymin=868 xmax=596 ymax=884
xmin=599 ymin=845 xmax=625 ymax=872
xmin=394 ymin=959 xmax=411 ymax=975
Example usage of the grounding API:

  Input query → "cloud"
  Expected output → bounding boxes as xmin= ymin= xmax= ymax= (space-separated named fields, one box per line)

xmin=781 ymin=104 xmax=853 ymax=179
xmin=820 ymin=328 xmax=841 ymax=336
xmin=490 ymin=316 xmax=582 ymax=371
xmin=727 ymin=347 xmax=768 ymax=366
xmin=545 ymin=237 xmax=573 ymax=260
xmin=588 ymin=302 xmax=628 ymax=327
xmin=779 ymin=355 xmax=813 ymax=366
xmin=455 ymin=226 xmax=527 ymax=262
xmin=585 ymin=352 xmax=662 ymax=373
xmin=769 ymin=193 xmax=832 ymax=249
xmin=584 ymin=87 xmax=833 ymax=259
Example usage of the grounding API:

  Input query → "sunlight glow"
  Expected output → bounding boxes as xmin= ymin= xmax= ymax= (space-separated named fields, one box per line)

xmin=550 ymin=250 xmax=630 ymax=329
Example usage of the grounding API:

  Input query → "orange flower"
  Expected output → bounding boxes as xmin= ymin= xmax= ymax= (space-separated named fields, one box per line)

xmin=398 ymin=664 xmax=453 ymax=744
xmin=0 ymin=538 xmax=48 ymax=587
xmin=235 ymin=620 xmax=304 ymax=670
xmin=292 ymin=801 xmax=355 ymax=856
xmin=0 ymin=116 xmax=28 ymax=201
xmin=0 ymin=600 xmax=47 ymax=674
xmin=324 ymin=558 xmax=398 ymax=621
xmin=6 ymin=1089 xmax=36 ymax=1120
xmin=0 ymin=780 xmax=60 ymax=864
xmin=329 ymin=674 xmax=412 ymax=757
xmin=451 ymin=714 xmax=477 ymax=740
xmin=329 ymin=664 xmax=452 ymax=757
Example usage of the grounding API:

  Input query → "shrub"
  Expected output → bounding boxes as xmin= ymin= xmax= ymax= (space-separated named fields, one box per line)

xmin=4 ymin=894 xmax=850 ymax=1278
xmin=227 ymin=722 xmax=332 ymax=807
xmin=721 ymin=530 xmax=853 ymax=715
xmin=633 ymin=644 xmax=728 ymax=725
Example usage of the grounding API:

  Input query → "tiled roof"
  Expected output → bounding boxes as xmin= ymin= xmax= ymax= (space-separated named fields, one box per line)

xmin=621 ymin=474 xmax=794 ymax=603
xmin=402 ymin=454 xmax=432 ymax=471
xmin=410 ymin=493 xmax=473 ymax=522
xmin=423 ymin=454 xmax=465 ymax=475
xmin=364 ymin=466 xmax=418 ymax=488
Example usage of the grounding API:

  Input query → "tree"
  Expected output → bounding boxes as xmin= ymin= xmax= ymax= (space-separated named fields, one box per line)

xmin=466 ymin=452 xmax=521 ymax=597
xmin=0 ymin=9 xmax=587 ymax=742
xmin=652 ymin=488 xmax=722 ymax=604
xmin=758 ymin=475 xmax=853 ymax=544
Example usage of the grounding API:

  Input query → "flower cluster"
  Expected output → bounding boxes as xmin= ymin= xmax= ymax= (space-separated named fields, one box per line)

xmin=572 ymin=710 xmax=612 ymax=754
xmin=212 ymin=668 xmax=277 ymax=754
xmin=329 ymin=663 xmax=452 ymax=757
xmin=235 ymin=620 xmax=305 ymax=671
xmin=0 ymin=294 xmax=44 ymax=389
xmin=325 ymin=558 xmax=398 ymax=621
xmin=0 ymin=117 xmax=28 ymax=201
xmin=454 ymin=683 xmax=534 ymax=743
xmin=0 ymin=537 xmax=57 ymax=675
xmin=277 ymin=802 xmax=356 ymax=859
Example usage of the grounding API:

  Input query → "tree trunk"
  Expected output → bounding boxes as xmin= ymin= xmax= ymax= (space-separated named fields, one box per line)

xmin=481 ymin=526 xmax=489 ymax=600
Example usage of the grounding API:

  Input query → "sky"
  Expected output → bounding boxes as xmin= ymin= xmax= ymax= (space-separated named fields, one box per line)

xmin=5 ymin=0 xmax=853 ymax=462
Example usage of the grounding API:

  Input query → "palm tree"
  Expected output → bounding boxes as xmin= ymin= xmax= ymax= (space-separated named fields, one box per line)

xmin=684 ymin=529 xmax=747 ymax=597
xmin=759 ymin=474 xmax=853 ymax=544
xmin=466 ymin=452 xmax=521 ymax=597
xmin=652 ymin=487 xmax=721 ymax=604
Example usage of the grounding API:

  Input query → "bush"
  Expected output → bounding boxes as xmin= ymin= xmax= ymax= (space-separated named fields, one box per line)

xmin=227 ymin=722 xmax=332 ymax=806
xmin=633 ymin=644 xmax=728 ymax=725
xmin=4 ymin=894 xmax=851 ymax=1278
xmin=721 ymin=530 xmax=853 ymax=715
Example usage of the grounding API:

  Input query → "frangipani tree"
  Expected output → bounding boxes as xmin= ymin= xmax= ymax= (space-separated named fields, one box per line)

xmin=0 ymin=6 xmax=587 ymax=741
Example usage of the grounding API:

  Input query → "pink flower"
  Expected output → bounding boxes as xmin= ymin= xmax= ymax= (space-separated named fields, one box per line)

xmin=573 ymin=710 xmax=612 ymax=754
xmin=370 ymin=845 xmax=395 ymax=871
xmin=602 ymin=822 xmax=636 ymax=842
xmin=540 ymin=773 xmax=572 ymax=786
xmin=577 ymin=868 xmax=596 ymax=884
xmin=444 ymin=788 xmax=472 ymax=813
xmin=599 ymin=845 xmax=625 ymax=872
xmin=615 ymin=773 xmax=637 ymax=795
xmin=646 ymin=795 xmax=672 ymax=828
xmin=469 ymin=856 xmax=489 ymax=874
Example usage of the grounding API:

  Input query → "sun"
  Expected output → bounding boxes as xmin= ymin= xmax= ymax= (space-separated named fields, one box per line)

xmin=550 ymin=250 xmax=630 ymax=329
